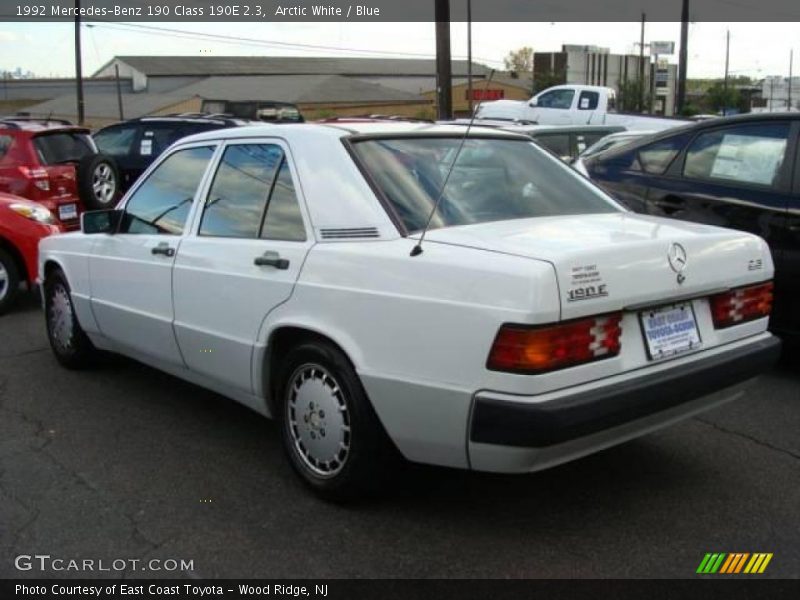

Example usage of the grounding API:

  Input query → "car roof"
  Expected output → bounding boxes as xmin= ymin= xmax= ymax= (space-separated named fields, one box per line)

xmin=502 ymin=124 xmax=626 ymax=135
xmin=542 ymin=84 xmax=616 ymax=94
xmin=178 ymin=121 xmax=531 ymax=144
xmin=594 ymin=112 xmax=800 ymax=162
xmin=97 ymin=115 xmax=250 ymax=130
xmin=0 ymin=122 xmax=91 ymax=136
xmin=0 ymin=119 xmax=90 ymax=134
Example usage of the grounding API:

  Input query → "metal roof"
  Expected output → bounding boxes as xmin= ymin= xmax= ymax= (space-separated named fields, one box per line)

xmin=170 ymin=75 xmax=427 ymax=104
xmin=99 ymin=56 xmax=493 ymax=78
xmin=22 ymin=93 xmax=197 ymax=121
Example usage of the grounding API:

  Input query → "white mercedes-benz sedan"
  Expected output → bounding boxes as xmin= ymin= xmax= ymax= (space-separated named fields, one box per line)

xmin=39 ymin=122 xmax=780 ymax=499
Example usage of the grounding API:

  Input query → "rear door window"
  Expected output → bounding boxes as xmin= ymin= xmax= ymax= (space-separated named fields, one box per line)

xmin=260 ymin=158 xmax=306 ymax=241
xmin=200 ymin=144 xmax=283 ymax=238
xmin=0 ymin=135 xmax=12 ymax=160
xmin=637 ymin=135 xmax=690 ymax=175
xmin=33 ymin=132 xmax=94 ymax=165
xmin=138 ymin=125 xmax=187 ymax=158
xmin=682 ymin=122 xmax=790 ymax=187
xmin=578 ymin=91 xmax=599 ymax=110
xmin=94 ymin=125 xmax=137 ymax=156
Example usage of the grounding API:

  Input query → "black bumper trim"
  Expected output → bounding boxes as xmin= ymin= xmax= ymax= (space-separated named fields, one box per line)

xmin=470 ymin=336 xmax=781 ymax=448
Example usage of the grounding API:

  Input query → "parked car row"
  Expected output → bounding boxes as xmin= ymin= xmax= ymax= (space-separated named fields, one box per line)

xmin=0 ymin=116 xmax=119 ymax=313
xmin=0 ymin=113 xmax=259 ymax=313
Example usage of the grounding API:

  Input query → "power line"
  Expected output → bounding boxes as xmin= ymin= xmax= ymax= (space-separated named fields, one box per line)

xmin=86 ymin=21 xmax=504 ymax=66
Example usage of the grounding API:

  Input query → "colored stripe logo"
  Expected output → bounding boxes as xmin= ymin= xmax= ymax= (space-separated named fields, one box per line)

xmin=697 ymin=553 xmax=773 ymax=574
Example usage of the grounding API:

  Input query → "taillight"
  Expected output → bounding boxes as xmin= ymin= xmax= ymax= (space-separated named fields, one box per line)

xmin=710 ymin=282 xmax=773 ymax=329
xmin=487 ymin=313 xmax=622 ymax=374
xmin=17 ymin=166 xmax=50 ymax=191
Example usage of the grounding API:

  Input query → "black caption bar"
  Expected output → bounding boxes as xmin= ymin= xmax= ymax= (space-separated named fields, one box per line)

xmin=3 ymin=579 xmax=800 ymax=600
xmin=3 ymin=0 xmax=800 ymax=22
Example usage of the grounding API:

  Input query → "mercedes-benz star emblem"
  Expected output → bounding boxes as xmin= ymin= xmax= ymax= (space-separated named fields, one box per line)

xmin=668 ymin=243 xmax=688 ymax=273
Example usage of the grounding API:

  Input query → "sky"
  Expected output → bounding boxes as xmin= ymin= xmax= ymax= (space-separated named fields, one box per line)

xmin=0 ymin=21 xmax=796 ymax=80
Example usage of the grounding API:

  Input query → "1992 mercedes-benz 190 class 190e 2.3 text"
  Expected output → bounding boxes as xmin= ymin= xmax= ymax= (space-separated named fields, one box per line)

xmin=38 ymin=122 xmax=781 ymax=499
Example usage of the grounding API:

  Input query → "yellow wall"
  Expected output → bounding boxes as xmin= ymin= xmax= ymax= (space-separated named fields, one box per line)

xmin=151 ymin=97 xmax=203 ymax=116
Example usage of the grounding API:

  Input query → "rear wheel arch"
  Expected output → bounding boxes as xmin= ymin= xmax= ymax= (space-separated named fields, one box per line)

xmin=263 ymin=326 xmax=362 ymax=417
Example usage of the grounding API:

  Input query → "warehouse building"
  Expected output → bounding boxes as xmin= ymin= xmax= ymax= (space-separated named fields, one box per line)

xmin=11 ymin=56 xmax=530 ymax=126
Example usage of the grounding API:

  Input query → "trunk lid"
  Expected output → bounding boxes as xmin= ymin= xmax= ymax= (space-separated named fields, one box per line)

xmin=423 ymin=213 xmax=772 ymax=320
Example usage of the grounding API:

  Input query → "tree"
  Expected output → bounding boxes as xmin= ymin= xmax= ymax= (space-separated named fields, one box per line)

xmin=504 ymin=47 xmax=534 ymax=75
xmin=617 ymin=78 xmax=650 ymax=113
xmin=533 ymin=71 xmax=563 ymax=93
xmin=706 ymin=82 xmax=744 ymax=114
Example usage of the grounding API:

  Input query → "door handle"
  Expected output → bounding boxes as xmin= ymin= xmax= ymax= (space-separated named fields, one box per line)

xmin=254 ymin=251 xmax=289 ymax=270
xmin=151 ymin=243 xmax=175 ymax=257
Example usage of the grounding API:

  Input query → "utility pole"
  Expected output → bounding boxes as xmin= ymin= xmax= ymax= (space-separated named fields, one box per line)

xmin=724 ymin=29 xmax=730 ymax=93
xmin=434 ymin=0 xmax=452 ymax=120
xmin=115 ymin=64 xmax=124 ymax=121
xmin=639 ymin=13 xmax=646 ymax=111
xmin=676 ymin=0 xmax=689 ymax=114
xmin=770 ymin=77 xmax=774 ymax=112
xmin=789 ymin=49 xmax=794 ymax=111
xmin=74 ymin=0 xmax=85 ymax=125
xmin=466 ymin=0 xmax=473 ymax=115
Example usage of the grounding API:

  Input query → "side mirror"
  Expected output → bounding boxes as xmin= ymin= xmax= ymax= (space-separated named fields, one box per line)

xmin=81 ymin=209 xmax=123 ymax=234
xmin=529 ymin=98 xmax=538 ymax=107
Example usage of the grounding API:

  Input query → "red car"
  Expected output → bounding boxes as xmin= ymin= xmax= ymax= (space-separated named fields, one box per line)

xmin=0 ymin=192 xmax=63 ymax=313
xmin=0 ymin=117 xmax=120 ymax=230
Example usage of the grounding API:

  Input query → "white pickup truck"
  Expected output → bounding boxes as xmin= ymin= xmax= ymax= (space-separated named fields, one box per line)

xmin=476 ymin=84 xmax=688 ymax=131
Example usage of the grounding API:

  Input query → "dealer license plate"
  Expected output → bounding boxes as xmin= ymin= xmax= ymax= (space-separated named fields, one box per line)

xmin=639 ymin=303 xmax=702 ymax=361
xmin=58 ymin=203 xmax=78 ymax=221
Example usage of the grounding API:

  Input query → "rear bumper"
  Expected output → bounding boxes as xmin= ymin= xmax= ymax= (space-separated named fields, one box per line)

xmin=470 ymin=335 xmax=781 ymax=449
xmin=38 ymin=196 xmax=82 ymax=230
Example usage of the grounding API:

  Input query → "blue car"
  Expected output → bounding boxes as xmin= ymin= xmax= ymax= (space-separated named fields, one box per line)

xmin=582 ymin=113 xmax=800 ymax=339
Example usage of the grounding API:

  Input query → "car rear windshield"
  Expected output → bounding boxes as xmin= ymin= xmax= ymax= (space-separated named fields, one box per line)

xmin=33 ymin=132 xmax=94 ymax=165
xmin=351 ymin=136 xmax=620 ymax=233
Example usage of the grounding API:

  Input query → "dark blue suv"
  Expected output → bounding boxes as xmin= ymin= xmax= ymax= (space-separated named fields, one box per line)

xmin=582 ymin=113 xmax=800 ymax=338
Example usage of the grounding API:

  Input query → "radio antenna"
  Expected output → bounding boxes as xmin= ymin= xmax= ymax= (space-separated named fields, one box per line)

xmin=410 ymin=69 xmax=495 ymax=257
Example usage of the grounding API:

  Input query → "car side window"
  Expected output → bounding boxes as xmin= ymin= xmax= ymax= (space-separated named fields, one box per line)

xmin=94 ymin=125 xmax=137 ymax=156
xmin=683 ymin=123 xmax=790 ymax=187
xmin=583 ymin=132 xmax=609 ymax=147
xmin=535 ymin=134 xmax=571 ymax=160
xmin=536 ymin=89 xmax=575 ymax=109
xmin=637 ymin=135 xmax=690 ymax=175
xmin=200 ymin=144 xmax=283 ymax=238
xmin=120 ymin=145 xmax=215 ymax=235
xmin=260 ymin=158 xmax=306 ymax=241
xmin=138 ymin=126 xmax=182 ymax=158
xmin=578 ymin=91 xmax=599 ymax=110
xmin=0 ymin=135 xmax=12 ymax=160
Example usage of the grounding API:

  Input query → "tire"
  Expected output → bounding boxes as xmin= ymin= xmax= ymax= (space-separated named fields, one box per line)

xmin=44 ymin=269 xmax=97 ymax=369
xmin=77 ymin=154 xmax=120 ymax=210
xmin=0 ymin=247 xmax=20 ymax=315
xmin=277 ymin=340 xmax=398 ymax=501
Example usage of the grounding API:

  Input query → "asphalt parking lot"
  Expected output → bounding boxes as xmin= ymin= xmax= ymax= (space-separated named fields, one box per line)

xmin=1 ymin=291 xmax=798 ymax=579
